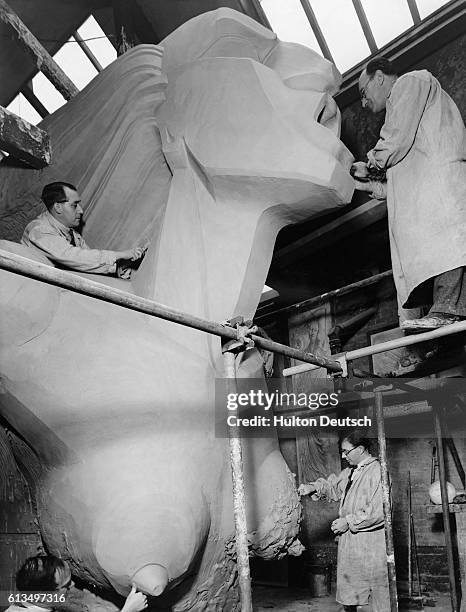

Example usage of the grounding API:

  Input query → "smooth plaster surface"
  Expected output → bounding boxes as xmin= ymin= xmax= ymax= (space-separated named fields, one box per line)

xmin=0 ymin=9 xmax=353 ymax=610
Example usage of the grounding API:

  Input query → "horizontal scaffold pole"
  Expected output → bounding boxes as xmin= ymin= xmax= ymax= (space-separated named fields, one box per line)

xmin=0 ymin=249 xmax=343 ymax=373
xmin=283 ymin=319 xmax=466 ymax=377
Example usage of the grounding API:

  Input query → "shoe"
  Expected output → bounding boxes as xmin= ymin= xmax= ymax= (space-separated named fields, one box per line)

xmin=401 ymin=314 xmax=460 ymax=333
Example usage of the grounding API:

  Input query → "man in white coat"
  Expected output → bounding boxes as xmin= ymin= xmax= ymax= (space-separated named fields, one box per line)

xmin=299 ymin=431 xmax=389 ymax=611
xmin=353 ymin=57 xmax=466 ymax=332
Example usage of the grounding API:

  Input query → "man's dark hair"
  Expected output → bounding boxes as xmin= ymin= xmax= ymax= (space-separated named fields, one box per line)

xmin=366 ymin=57 xmax=398 ymax=78
xmin=16 ymin=554 xmax=67 ymax=591
xmin=342 ymin=430 xmax=372 ymax=453
xmin=41 ymin=182 xmax=77 ymax=211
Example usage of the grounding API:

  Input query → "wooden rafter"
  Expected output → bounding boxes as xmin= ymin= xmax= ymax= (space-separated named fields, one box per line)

xmin=274 ymin=198 xmax=387 ymax=266
xmin=0 ymin=106 xmax=51 ymax=168
xmin=73 ymin=30 xmax=104 ymax=72
xmin=352 ymin=0 xmax=378 ymax=54
xmin=0 ymin=0 xmax=78 ymax=100
xmin=406 ymin=0 xmax=422 ymax=25
xmin=298 ymin=0 xmax=335 ymax=63
xmin=21 ymin=82 xmax=49 ymax=119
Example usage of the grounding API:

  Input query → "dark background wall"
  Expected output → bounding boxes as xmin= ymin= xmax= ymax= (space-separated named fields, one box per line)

xmin=339 ymin=32 xmax=466 ymax=163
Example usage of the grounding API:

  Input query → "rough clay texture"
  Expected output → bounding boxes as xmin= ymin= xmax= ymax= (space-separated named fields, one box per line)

xmin=0 ymin=9 xmax=353 ymax=611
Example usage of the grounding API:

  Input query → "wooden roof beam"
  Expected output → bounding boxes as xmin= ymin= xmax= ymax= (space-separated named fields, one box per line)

xmin=298 ymin=0 xmax=335 ymax=63
xmin=0 ymin=106 xmax=51 ymax=168
xmin=0 ymin=0 xmax=78 ymax=100
xmin=274 ymin=198 xmax=387 ymax=267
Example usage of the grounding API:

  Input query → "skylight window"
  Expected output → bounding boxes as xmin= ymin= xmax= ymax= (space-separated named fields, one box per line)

xmin=310 ymin=0 xmax=371 ymax=72
xmin=77 ymin=15 xmax=117 ymax=68
xmin=416 ymin=0 xmax=451 ymax=19
xmin=53 ymin=36 xmax=99 ymax=90
xmin=260 ymin=0 xmax=454 ymax=76
xmin=261 ymin=0 xmax=322 ymax=54
xmin=7 ymin=94 xmax=42 ymax=126
xmin=360 ymin=0 xmax=414 ymax=48
xmin=31 ymin=72 xmax=66 ymax=114
xmin=6 ymin=13 xmax=117 ymax=126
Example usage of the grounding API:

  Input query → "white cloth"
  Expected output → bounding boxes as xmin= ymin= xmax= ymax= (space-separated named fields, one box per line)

xmin=21 ymin=211 xmax=119 ymax=274
xmin=367 ymin=70 xmax=466 ymax=308
xmin=310 ymin=456 xmax=389 ymax=609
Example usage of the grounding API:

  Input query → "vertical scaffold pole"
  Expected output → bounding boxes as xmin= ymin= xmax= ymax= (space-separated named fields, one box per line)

xmin=375 ymin=391 xmax=399 ymax=612
xmin=223 ymin=346 xmax=253 ymax=612
xmin=433 ymin=404 xmax=459 ymax=612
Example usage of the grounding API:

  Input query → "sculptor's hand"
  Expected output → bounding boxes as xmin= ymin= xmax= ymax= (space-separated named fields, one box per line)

xmin=353 ymin=178 xmax=373 ymax=192
xmin=331 ymin=517 xmax=349 ymax=535
xmin=121 ymin=586 xmax=148 ymax=612
xmin=350 ymin=161 xmax=369 ymax=179
xmin=118 ymin=246 xmax=147 ymax=262
xmin=298 ymin=483 xmax=316 ymax=497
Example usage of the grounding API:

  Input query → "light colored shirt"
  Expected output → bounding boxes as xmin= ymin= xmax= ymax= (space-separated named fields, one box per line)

xmin=21 ymin=211 xmax=119 ymax=274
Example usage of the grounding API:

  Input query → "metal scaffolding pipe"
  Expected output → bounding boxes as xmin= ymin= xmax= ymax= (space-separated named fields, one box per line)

xmin=283 ymin=319 xmax=466 ymax=376
xmin=0 ymin=250 xmax=343 ymax=372
xmin=433 ymin=404 xmax=459 ymax=611
xmin=223 ymin=348 xmax=253 ymax=612
xmin=375 ymin=391 xmax=399 ymax=611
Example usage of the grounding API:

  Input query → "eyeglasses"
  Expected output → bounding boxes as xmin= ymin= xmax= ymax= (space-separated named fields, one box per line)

xmin=341 ymin=446 xmax=358 ymax=457
xmin=359 ymin=76 xmax=374 ymax=101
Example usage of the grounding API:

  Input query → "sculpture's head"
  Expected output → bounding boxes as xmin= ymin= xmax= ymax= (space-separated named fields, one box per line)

xmin=157 ymin=7 xmax=353 ymax=217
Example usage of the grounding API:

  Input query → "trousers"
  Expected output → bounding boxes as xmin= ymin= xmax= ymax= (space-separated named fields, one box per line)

xmin=429 ymin=267 xmax=466 ymax=317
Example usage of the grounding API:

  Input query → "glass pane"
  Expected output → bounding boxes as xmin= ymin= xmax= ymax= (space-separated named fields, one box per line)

xmin=7 ymin=94 xmax=42 ymax=125
xmin=53 ymin=36 xmax=99 ymax=90
xmin=77 ymin=15 xmax=117 ymax=69
xmin=261 ymin=0 xmax=322 ymax=54
xmin=310 ymin=0 xmax=371 ymax=72
xmin=32 ymin=72 xmax=66 ymax=114
xmin=416 ymin=0 xmax=450 ymax=19
xmin=360 ymin=0 xmax=414 ymax=47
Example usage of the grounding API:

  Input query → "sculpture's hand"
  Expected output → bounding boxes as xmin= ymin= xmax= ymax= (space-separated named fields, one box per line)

xmin=121 ymin=586 xmax=148 ymax=612
xmin=298 ymin=483 xmax=316 ymax=497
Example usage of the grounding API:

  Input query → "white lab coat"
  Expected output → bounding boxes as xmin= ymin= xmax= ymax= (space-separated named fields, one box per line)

xmin=311 ymin=456 xmax=389 ymax=609
xmin=368 ymin=70 xmax=466 ymax=308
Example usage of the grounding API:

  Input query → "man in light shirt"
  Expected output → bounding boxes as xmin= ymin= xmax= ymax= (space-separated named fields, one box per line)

xmin=22 ymin=182 xmax=146 ymax=278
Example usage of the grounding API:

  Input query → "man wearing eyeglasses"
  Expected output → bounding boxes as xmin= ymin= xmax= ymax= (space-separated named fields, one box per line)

xmin=21 ymin=182 xmax=147 ymax=279
xmin=352 ymin=57 xmax=466 ymax=333
xmin=299 ymin=432 xmax=388 ymax=611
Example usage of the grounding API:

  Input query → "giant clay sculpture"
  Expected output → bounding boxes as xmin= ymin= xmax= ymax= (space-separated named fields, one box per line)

xmin=0 ymin=9 xmax=353 ymax=610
